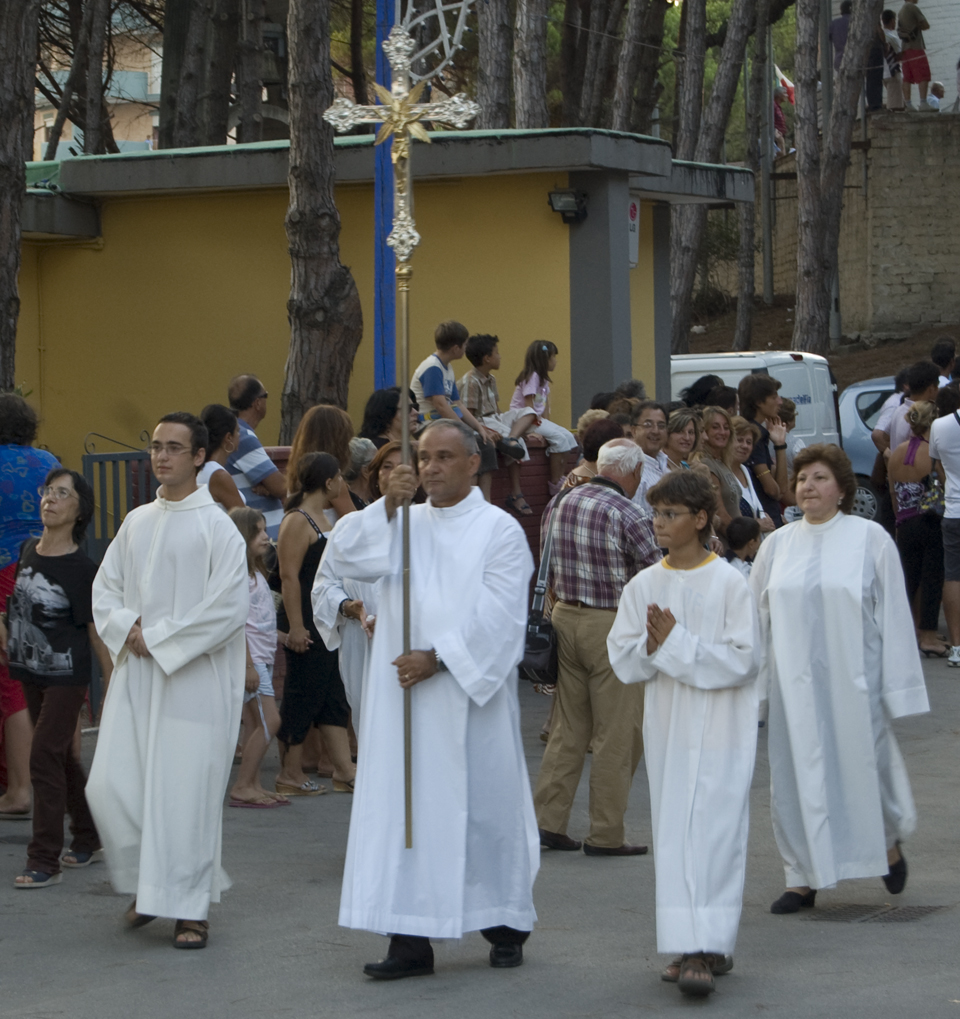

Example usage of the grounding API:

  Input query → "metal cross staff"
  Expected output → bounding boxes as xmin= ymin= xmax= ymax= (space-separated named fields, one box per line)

xmin=324 ymin=26 xmax=479 ymax=849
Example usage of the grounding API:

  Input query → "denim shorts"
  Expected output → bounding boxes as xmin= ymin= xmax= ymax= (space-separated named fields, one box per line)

xmin=243 ymin=661 xmax=275 ymax=703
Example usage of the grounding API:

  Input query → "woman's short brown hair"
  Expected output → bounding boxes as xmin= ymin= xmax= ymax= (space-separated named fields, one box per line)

xmin=369 ymin=440 xmax=405 ymax=499
xmin=667 ymin=407 xmax=702 ymax=446
xmin=790 ymin=443 xmax=857 ymax=515
xmin=730 ymin=415 xmax=762 ymax=444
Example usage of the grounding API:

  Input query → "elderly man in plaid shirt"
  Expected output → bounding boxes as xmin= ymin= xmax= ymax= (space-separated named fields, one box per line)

xmin=534 ymin=438 xmax=661 ymax=855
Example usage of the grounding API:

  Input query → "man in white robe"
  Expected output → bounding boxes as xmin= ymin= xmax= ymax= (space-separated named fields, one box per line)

xmin=750 ymin=466 xmax=929 ymax=905
xmin=607 ymin=470 xmax=758 ymax=996
xmin=86 ymin=412 xmax=248 ymax=948
xmin=320 ymin=418 xmax=538 ymax=979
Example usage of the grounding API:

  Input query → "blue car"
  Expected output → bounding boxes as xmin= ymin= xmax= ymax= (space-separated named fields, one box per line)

xmin=838 ymin=375 xmax=896 ymax=521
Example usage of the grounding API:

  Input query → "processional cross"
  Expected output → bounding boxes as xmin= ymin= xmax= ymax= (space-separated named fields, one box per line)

xmin=324 ymin=24 xmax=479 ymax=850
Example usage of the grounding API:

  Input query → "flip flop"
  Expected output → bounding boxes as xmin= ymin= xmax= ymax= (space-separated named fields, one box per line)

xmin=275 ymin=780 xmax=326 ymax=797
xmin=125 ymin=900 xmax=157 ymax=929
xmin=229 ymin=798 xmax=281 ymax=809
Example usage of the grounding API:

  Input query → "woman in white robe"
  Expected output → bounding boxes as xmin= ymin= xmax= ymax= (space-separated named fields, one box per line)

xmin=750 ymin=445 xmax=929 ymax=914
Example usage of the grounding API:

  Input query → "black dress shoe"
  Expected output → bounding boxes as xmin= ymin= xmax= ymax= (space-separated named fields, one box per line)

xmin=362 ymin=957 xmax=435 ymax=980
xmin=539 ymin=828 xmax=583 ymax=851
xmin=489 ymin=943 xmax=524 ymax=968
xmin=883 ymin=849 xmax=908 ymax=894
xmin=582 ymin=842 xmax=648 ymax=856
xmin=770 ymin=889 xmax=817 ymax=914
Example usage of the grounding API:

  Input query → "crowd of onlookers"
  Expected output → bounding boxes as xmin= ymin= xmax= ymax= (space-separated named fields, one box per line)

xmin=0 ymin=317 xmax=951 ymax=908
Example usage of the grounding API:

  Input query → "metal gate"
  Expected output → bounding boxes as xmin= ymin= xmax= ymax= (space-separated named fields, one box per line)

xmin=81 ymin=434 xmax=158 ymax=714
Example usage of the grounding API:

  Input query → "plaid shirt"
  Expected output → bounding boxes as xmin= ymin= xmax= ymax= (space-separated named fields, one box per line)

xmin=459 ymin=369 xmax=501 ymax=420
xmin=542 ymin=479 xmax=661 ymax=610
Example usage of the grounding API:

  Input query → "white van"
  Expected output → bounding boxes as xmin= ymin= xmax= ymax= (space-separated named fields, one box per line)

xmin=670 ymin=352 xmax=840 ymax=447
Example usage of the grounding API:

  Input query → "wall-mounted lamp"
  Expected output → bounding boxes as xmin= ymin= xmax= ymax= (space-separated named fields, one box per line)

xmin=547 ymin=189 xmax=587 ymax=224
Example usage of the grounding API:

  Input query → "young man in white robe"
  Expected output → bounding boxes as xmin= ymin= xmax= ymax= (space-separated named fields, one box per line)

xmin=318 ymin=418 xmax=538 ymax=979
xmin=86 ymin=412 xmax=248 ymax=949
xmin=608 ymin=471 xmax=759 ymax=998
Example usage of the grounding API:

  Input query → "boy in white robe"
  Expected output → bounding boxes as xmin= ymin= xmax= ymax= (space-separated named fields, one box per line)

xmin=320 ymin=419 xmax=538 ymax=980
xmin=86 ymin=413 xmax=248 ymax=949
xmin=608 ymin=471 xmax=758 ymax=998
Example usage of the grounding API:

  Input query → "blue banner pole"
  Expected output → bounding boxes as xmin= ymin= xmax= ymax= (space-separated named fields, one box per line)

xmin=374 ymin=0 xmax=397 ymax=388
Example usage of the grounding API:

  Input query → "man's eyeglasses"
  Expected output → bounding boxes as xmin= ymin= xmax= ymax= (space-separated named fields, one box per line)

xmin=39 ymin=485 xmax=77 ymax=502
xmin=149 ymin=442 xmax=195 ymax=457
xmin=638 ymin=421 xmax=667 ymax=431
xmin=651 ymin=509 xmax=695 ymax=521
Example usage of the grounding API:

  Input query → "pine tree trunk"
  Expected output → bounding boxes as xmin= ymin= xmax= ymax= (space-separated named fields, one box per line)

xmin=560 ymin=0 xmax=586 ymax=125
xmin=476 ymin=0 xmax=512 ymax=129
xmin=159 ymin=0 xmax=193 ymax=148
xmin=790 ymin=0 xmax=827 ymax=353
xmin=673 ymin=0 xmax=705 ymax=161
xmin=83 ymin=0 xmax=111 ymax=154
xmin=236 ymin=0 xmax=266 ymax=143
xmin=282 ymin=0 xmax=364 ymax=441
xmin=629 ymin=0 xmax=668 ymax=133
xmin=733 ymin=8 xmax=766 ymax=353
xmin=44 ymin=0 xmax=96 ymax=160
xmin=671 ymin=0 xmax=756 ymax=354
xmin=349 ymin=0 xmax=368 ymax=106
xmin=580 ymin=0 xmax=627 ymax=127
xmin=0 ymin=0 xmax=40 ymax=391
xmin=198 ymin=0 xmax=240 ymax=145
xmin=172 ymin=0 xmax=216 ymax=148
xmin=611 ymin=0 xmax=649 ymax=131
xmin=513 ymin=0 xmax=548 ymax=128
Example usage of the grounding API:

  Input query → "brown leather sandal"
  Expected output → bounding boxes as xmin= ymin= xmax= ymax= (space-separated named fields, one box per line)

xmin=173 ymin=919 xmax=209 ymax=949
xmin=677 ymin=954 xmax=716 ymax=996
xmin=661 ymin=952 xmax=733 ymax=982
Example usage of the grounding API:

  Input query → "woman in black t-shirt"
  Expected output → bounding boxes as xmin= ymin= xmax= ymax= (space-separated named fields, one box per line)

xmin=1 ymin=468 xmax=113 ymax=889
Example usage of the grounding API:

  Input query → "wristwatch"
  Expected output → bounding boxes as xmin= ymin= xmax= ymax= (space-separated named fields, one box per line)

xmin=773 ymin=443 xmax=787 ymax=451
xmin=431 ymin=650 xmax=447 ymax=673
xmin=338 ymin=598 xmax=350 ymax=616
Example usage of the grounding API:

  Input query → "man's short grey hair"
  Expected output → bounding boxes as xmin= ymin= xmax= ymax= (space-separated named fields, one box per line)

xmin=343 ymin=437 xmax=378 ymax=481
xmin=420 ymin=417 xmax=478 ymax=456
xmin=597 ymin=438 xmax=644 ymax=475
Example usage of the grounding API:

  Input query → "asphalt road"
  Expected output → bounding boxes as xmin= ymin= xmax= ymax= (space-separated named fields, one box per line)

xmin=3 ymin=658 xmax=959 ymax=1019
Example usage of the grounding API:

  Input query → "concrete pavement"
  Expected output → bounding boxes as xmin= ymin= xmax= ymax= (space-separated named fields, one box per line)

xmin=2 ymin=657 xmax=959 ymax=1019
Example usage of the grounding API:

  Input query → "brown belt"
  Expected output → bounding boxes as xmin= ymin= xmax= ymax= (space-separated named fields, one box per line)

xmin=557 ymin=599 xmax=616 ymax=612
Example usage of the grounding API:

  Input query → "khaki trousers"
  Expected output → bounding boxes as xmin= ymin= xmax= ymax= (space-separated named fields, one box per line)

xmin=533 ymin=602 xmax=644 ymax=848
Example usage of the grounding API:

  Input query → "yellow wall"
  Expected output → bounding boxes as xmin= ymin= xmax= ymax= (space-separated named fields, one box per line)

xmin=630 ymin=201 xmax=656 ymax=388
xmin=16 ymin=170 xmax=575 ymax=468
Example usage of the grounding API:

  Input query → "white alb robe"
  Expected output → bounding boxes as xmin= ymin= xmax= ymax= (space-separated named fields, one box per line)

xmin=86 ymin=486 xmax=249 ymax=920
xmin=322 ymin=487 xmax=538 ymax=938
xmin=750 ymin=512 xmax=929 ymax=890
xmin=608 ymin=555 xmax=759 ymax=955
xmin=312 ymin=550 xmax=380 ymax=728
